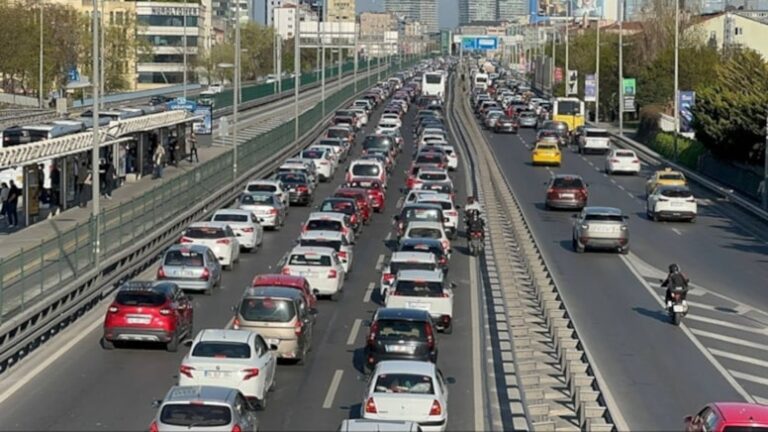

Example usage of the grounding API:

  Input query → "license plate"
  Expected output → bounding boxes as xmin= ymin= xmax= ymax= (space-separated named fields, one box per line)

xmin=386 ymin=345 xmax=415 ymax=354
xmin=406 ymin=302 xmax=431 ymax=311
xmin=671 ymin=202 xmax=683 ymax=207
xmin=672 ymin=305 xmax=685 ymax=312
xmin=560 ymin=193 xmax=575 ymax=199
xmin=127 ymin=317 xmax=150 ymax=324
xmin=590 ymin=225 xmax=615 ymax=233
xmin=182 ymin=270 xmax=197 ymax=278
xmin=204 ymin=370 xmax=229 ymax=378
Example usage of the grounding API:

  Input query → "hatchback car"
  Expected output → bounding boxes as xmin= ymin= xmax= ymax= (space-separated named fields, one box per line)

xmin=150 ymin=386 xmax=258 ymax=432
xmin=299 ymin=148 xmax=335 ymax=182
xmin=605 ymin=148 xmax=641 ymax=175
xmin=244 ymin=179 xmax=289 ymax=207
xmin=157 ymin=245 xmax=222 ymax=295
xmin=531 ymin=140 xmax=562 ymax=166
xmin=415 ymin=194 xmax=459 ymax=238
xmin=102 ymin=281 xmax=193 ymax=351
xmin=646 ymin=167 xmax=688 ymax=195
xmin=685 ymin=402 xmax=768 ymax=432
xmin=276 ymin=172 xmax=314 ymax=206
xmin=237 ymin=192 xmax=286 ymax=229
xmin=233 ymin=286 xmax=315 ymax=363
xmin=334 ymin=188 xmax=373 ymax=225
xmin=385 ymin=270 xmax=454 ymax=334
xmin=179 ymin=329 xmax=277 ymax=410
xmin=517 ymin=111 xmax=539 ymax=128
xmin=282 ymin=246 xmax=346 ymax=300
xmin=210 ymin=209 xmax=263 ymax=252
xmin=380 ymin=251 xmax=439 ymax=299
xmin=646 ymin=185 xmax=697 ymax=222
xmin=348 ymin=160 xmax=387 ymax=185
xmin=299 ymin=230 xmax=354 ymax=273
xmin=345 ymin=179 xmax=386 ymax=212
xmin=181 ymin=222 xmax=240 ymax=269
xmin=572 ymin=207 xmax=630 ymax=254
xmin=545 ymin=175 xmax=588 ymax=210
xmin=365 ymin=308 xmax=438 ymax=369
xmin=319 ymin=197 xmax=363 ymax=232
xmin=394 ymin=203 xmax=445 ymax=240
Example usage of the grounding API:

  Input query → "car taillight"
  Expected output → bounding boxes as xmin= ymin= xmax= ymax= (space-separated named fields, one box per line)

xmin=216 ymin=239 xmax=231 ymax=245
xmin=233 ymin=318 xmax=240 ymax=329
xmin=200 ymin=268 xmax=210 ymax=281
xmin=297 ymin=185 xmax=309 ymax=193
xmin=157 ymin=267 xmax=166 ymax=279
xmin=149 ymin=420 xmax=159 ymax=432
xmin=342 ymin=227 xmax=349 ymax=235
xmin=368 ymin=321 xmax=379 ymax=347
xmin=328 ymin=269 xmax=338 ymax=279
xmin=159 ymin=308 xmax=172 ymax=316
xmin=429 ymin=399 xmax=442 ymax=416
xmin=425 ymin=323 xmax=435 ymax=350
xmin=611 ymin=159 xmax=620 ymax=163
xmin=446 ymin=211 xmax=457 ymax=216
xmin=241 ymin=227 xmax=254 ymax=233
xmin=294 ymin=319 xmax=303 ymax=336
xmin=269 ymin=208 xmax=278 ymax=215
xmin=180 ymin=236 xmax=193 ymax=243
xmin=383 ymin=273 xmax=394 ymax=283
xmin=578 ymin=188 xmax=588 ymax=198
xmin=633 ymin=159 xmax=640 ymax=164
xmin=232 ymin=425 xmax=242 ymax=432
xmin=242 ymin=368 xmax=260 ymax=380
xmin=365 ymin=397 xmax=378 ymax=414
xmin=180 ymin=364 xmax=195 ymax=378
xmin=546 ymin=188 xmax=556 ymax=196
xmin=282 ymin=267 xmax=291 ymax=275
xmin=108 ymin=305 xmax=119 ymax=313
xmin=338 ymin=251 xmax=347 ymax=259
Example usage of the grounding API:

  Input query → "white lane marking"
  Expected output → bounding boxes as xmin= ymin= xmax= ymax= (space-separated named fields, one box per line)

xmin=347 ymin=319 xmax=362 ymax=346
xmin=385 ymin=232 xmax=392 ymax=241
xmin=686 ymin=315 xmax=768 ymax=334
xmin=627 ymin=192 xmax=635 ymax=199
xmin=587 ymin=160 xmax=594 ymax=166
xmin=690 ymin=329 xmax=768 ymax=352
xmin=322 ymin=370 xmax=345 ymax=409
xmin=375 ymin=254 xmax=385 ymax=271
xmin=594 ymin=167 xmax=601 ymax=172
xmin=396 ymin=197 xmax=404 ymax=208
xmin=364 ymin=282 xmax=375 ymax=303
xmin=710 ymin=349 xmax=768 ymax=369
xmin=671 ymin=228 xmax=683 ymax=236
xmin=620 ymin=254 xmax=756 ymax=404
xmin=469 ymin=254 xmax=485 ymax=431
xmin=730 ymin=370 xmax=768 ymax=387
xmin=617 ymin=184 xmax=626 ymax=191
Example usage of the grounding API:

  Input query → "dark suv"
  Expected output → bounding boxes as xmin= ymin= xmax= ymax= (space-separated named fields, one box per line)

xmin=364 ymin=308 xmax=438 ymax=369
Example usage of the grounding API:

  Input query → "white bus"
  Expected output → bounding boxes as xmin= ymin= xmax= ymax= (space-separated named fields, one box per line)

xmin=422 ymin=71 xmax=446 ymax=100
xmin=473 ymin=73 xmax=489 ymax=91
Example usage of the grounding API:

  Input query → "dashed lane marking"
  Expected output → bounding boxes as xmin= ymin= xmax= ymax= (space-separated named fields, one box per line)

xmin=346 ymin=319 xmax=362 ymax=346
xmin=322 ymin=370 xmax=344 ymax=409
xmin=363 ymin=282 xmax=375 ymax=303
xmin=375 ymin=254 xmax=385 ymax=271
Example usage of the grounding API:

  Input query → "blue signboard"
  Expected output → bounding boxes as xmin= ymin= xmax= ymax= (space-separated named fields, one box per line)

xmin=167 ymin=97 xmax=197 ymax=112
xmin=67 ymin=67 xmax=80 ymax=83
xmin=462 ymin=38 xmax=477 ymax=50
xmin=678 ymin=91 xmax=696 ymax=133
xmin=462 ymin=37 xmax=498 ymax=51
xmin=584 ymin=74 xmax=596 ymax=102
xmin=193 ymin=105 xmax=213 ymax=135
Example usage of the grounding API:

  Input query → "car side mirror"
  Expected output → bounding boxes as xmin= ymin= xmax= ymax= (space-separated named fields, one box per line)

xmin=152 ymin=399 xmax=162 ymax=408
xmin=269 ymin=344 xmax=279 ymax=351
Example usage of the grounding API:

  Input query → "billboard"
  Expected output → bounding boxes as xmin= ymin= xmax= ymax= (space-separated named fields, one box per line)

xmin=193 ymin=105 xmax=213 ymax=135
xmin=462 ymin=36 xmax=499 ymax=50
xmin=678 ymin=91 xmax=696 ymax=133
xmin=532 ymin=0 xmax=605 ymax=20
xmin=623 ymin=78 xmax=636 ymax=113
xmin=584 ymin=74 xmax=596 ymax=102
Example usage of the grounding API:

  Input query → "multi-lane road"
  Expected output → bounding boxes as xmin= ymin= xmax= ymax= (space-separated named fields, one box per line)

xmin=479 ymin=120 xmax=768 ymax=430
xmin=0 ymin=87 xmax=485 ymax=431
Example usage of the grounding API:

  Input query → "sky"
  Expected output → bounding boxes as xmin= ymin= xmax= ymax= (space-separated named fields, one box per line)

xmin=356 ymin=0 xmax=460 ymax=29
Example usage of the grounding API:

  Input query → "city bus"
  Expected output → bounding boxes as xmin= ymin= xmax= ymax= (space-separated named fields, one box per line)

xmin=552 ymin=97 xmax=585 ymax=131
xmin=422 ymin=71 xmax=446 ymax=101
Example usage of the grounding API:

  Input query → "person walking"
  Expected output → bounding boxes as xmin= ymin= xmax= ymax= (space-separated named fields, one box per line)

xmin=153 ymin=144 xmax=165 ymax=179
xmin=79 ymin=167 xmax=92 ymax=208
xmin=188 ymin=131 xmax=199 ymax=163
xmin=7 ymin=180 xmax=21 ymax=227
xmin=0 ymin=182 xmax=9 ymax=220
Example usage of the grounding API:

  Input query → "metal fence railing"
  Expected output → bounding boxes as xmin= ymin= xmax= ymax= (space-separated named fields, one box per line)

xmin=0 ymin=57 xmax=415 ymax=322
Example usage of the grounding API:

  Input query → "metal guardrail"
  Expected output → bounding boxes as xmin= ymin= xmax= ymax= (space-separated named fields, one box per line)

xmin=0 ymin=58 xmax=419 ymax=374
xmin=605 ymin=129 xmax=768 ymax=224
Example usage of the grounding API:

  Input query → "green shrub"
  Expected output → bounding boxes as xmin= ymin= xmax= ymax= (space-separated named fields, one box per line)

xmin=646 ymin=132 xmax=707 ymax=169
xmin=636 ymin=104 xmax=664 ymax=141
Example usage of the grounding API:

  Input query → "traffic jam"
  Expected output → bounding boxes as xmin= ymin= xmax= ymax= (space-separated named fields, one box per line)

xmin=100 ymin=59 xmax=465 ymax=432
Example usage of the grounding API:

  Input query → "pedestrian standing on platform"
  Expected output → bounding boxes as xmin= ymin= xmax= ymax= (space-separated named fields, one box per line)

xmin=153 ymin=144 xmax=165 ymax=179
xmin=0 ymin=182 xmax=9 ymax=220
xmin=51 ymin=163 xmax=61 ymax=213
xmin=188 ymin=131 xmax=199 ymax=163
xmin=98 ymin=157 xmax=108 ymax=198
xmin=7 ymin=180 xmax=21 ymax=227
xmin=104 ymin=161 xmax=115 ymax=200
xmin=77 ymin=161 xmax=87 ymax=196
xmin=79 ymin=168 xmax=92 ymax=208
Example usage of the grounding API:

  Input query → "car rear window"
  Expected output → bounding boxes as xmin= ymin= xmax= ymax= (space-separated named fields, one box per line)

xmin=160 ymin=404 xmax=232 ymax=427
xmin=584 ymin=214 xmax=624 ymax=222
xmin=352 ymin=164 xmax=380 ymax=177
xmin=586 ymin=130 xmax=610 ymax=138
xmin=185 ymin=227 xmax=226 ymax=239
xmin=660 ymin=188 xmax=693 ymax=198
xmin=416 ymin=154 xmax=443 ymax=165
xmin=407 ymin=228 xmax=442 ymax=239
xmin=552 ymin=177 xmax=584 ymax=189
xmin=213 ymin=214 xmax=249 ymax=223
xmin=404 ymin=208 xmax=441 ymax=222
xmin=192 ymin=341 xmax=251 ymax=359
xmin=420 ymin=200 xmax=451 ymax=210
xmin=116 ymin=291 xmax=166 ymax=306
xmin=300 ymin=239 xmax=342 ymax=251
xmin=302 ymin=150 xmax=324 ymax=159
xmin=246 ymin=184 xmax=276 ymax=193
xmin=307 ymin=219 xmax=342 ymax=231
xmin=390 ymin=262 xmax=436 ymax=273
xmin=240 ymin=194 xmax=273 ymax=205
xmin=289 ymin=253 xmax=332 ymax=266
xmin=723 ymin=427 xmax=768 ymax=432
xmin=240 ymin=297 xmax=296 ymax=322
xmin=375 ymin=319 xmax=427 ymax=340
xmin=374 ymin=373 xmax=434 ymax=394
xmin=321 ymin=200 xmax=354 ymax=213
xmin=277 ymin=174 xmax=306 ymax=184
xmin=420 ymin=172 xmax=447 ymax=181
xmin=395 ymin=280 xmax=444 ymax=297
xmin=615 ymin=151 xmax=635 ymax=158
xmin=164 ymin=250 xmax=205 ymax=267
xmin=327 ymin=129 xmax=347 ymax=139
xmin=319 ymin=139 xmax=342 ymax=147
xmin=537 ymin=143 xmax=558 ymax=150
xmin=660 ymin=173 xmax=684 ymax=181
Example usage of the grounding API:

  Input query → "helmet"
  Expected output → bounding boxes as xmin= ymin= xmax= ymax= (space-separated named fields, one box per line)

xmin=669 ymin=264 xmax=680 ymax=273
xmin=467 ymin=196 xmax=476 ymax=204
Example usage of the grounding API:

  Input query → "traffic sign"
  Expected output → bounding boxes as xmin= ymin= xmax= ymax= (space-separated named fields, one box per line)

xmin=566 ymin=70 xmax=578 ymax=96
xmin=167 ymin=97 xmax=197 ymax=112
xmin=584 ymin=74 xmax=596 ymax=102
xmin=462 ymin=36 xmax=498 ymax=51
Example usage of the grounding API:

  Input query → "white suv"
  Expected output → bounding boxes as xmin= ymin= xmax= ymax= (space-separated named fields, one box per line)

xmin=282 ymin=246 xmax=346 ymax=300
xmin=646 ymin=185 xmax=697 ymax=222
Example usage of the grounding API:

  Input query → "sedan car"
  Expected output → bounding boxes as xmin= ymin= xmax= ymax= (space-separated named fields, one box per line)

xmin=361 ymin=360 xmax=450 ymax=432
xmin=545 ymin=174 xmax=588 ymax=210
xmin=605 ymin=148 xmax=641 ymax=175
xmin=304 ymin=211 xmax=355 ymax=245
xmin=299 ymin=148 xmax=335 ymax=182
xmin=180 ymin=222 xmax=240 ymax=269
xmin=178 ymin=329 xmax=277 ymax=410
xmin=150 ymin=386 xmax=259 ymax=432
xmin=646 ymin=167 xmax=687 ymax=195
xmin=345 ymin=179 xmax=386 ymax=212
xmin=282 ymin=246 xmax=346 ymax=300
xmin=517 ymin=110 xmax=539 ymax=128
xmin=401 ymin=221 xmax=451 ymax=258
xmin=298 ymin=230 xmax=354 ymax=273
xmin=244 ymin=179 xmax=289 ymax=207
xmin=494 ymin=116 xmax=518 ymax=133
xmin=157 ymin=244 xmax=222 ymax=295
xmin=237 ymin=192 xmax=286 ymax=230
xmin=572 ymin=207 xmax=630 ymax=254
xmin=102 ymin=281 xmax=193 ymax=351
xmin=380 ymin=251 xmax=439 ymax=300
xmin=210 ymin=209 xmax=263 ymax=252
xmin=646 ymin=185 xmax=697 ymax=222
xmin=365 ymin=308 xmax=438 ymax=369
xmin=385 ymin=270 xmax=454 ymax=334
xmin=319 ymin=197 xmax=363 ymax=233
xmin=531 ymin=140 xmax=562 ymax=166
xmin=276 ymin=172 xmax=314 ymax=206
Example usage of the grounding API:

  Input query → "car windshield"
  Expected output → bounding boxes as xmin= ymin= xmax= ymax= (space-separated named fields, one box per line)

xmin=306 ymin=219 xmax=342 ymax=231
xmin=240 ymin=297 xmax=296 ymax=322
xmin=374 ymin=373 xmax=435 ymax=394
xmin=288 ymin=253 xmax=332 ymax=266
xmin=407 ymin=228 xmax=442 ymax=239
xmin=552 ymin=177 xmax=584 ymax=189
xmin=537 ymin=144 xmax=558 ymax=150
xmin=390 ymin=262 xmax=436 ymax=273
xmin=164 ymin=250 xmax=205 ymax=267
xmin=300 ymin=239 xmax=342 ymax=251
xmin=160 ymin=404 xmax=232 ymax=427
xmin=587 ymin=130 xmax=610 ymax=138
xmin=213 ymin=214 xmax=248 ymax=223
xmin=395 ymin=280 xmax=444 ymax=297
xmin=246 ymin=184 xmax=276 ymax=193
xmin=192 ymin=341 xmax=251 ymax=359
xmin=352 ymin=164 xmax=380 ymax=176
xmin=584 ymin=214 xmax=624 ymax=222
xmin=327 ymin=129 xmax=347 ymax=139
xmin=240 ymin=194 xmax=273 ymax=205
xmin=416 ymin=154 xmax=443 ymax=165
xmin=321 ymin=200 xmax=354 ymax=213
xmin=116 ymin=291 xmax=166 ymax=306
xmin=420 ymin=200 xmax=451 ymax=211
xmin=185 ymin=227 xmax=226 ymax=239
xmin=660 ymin=188 xmax=693 ymax=198
xmin=375 ymin=319 xmax=427 ymax=340
xmin=319 ymin=139 xmax=342 ymax=147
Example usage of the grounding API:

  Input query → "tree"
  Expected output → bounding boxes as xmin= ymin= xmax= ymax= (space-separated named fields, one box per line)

xmin=692 ymin=49 xmax=768 ymax=163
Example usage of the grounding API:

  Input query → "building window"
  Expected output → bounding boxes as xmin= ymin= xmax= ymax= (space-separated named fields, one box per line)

xmin=142 ymin=35 xmax=198 ymax=47
xmin=138 ymin=72 xmax=184 ymax=84
xmin=137 ymin=15 xmax=199 ymax=27
xmin=734 ymin=27 xmax=743 ymax=35
xmin=152 ymin=54 xmax=185 ymax=63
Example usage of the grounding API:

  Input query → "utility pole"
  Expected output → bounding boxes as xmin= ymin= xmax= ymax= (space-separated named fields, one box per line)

xmin=39 ymin=1 xmax=44 ymax=109
xmin=764 ymin=113 xmax=767 ymax=209
xmin=353 ymin=25 xmax=358 ymax=92
xmin=233 ymin=0 xmax=240 ymax=183
xmin=183 ymin=8 xmax=187 ymax=100
xmin=565 ymin=6 xmax=570 ymax=96
xmin=100 ymin=0 xmax=105 ymax=108
xmin=619 ymin=0 xmax=624 ymax=135
xmin=321 ymin=9 xmax=326 ymax=116
xmin=673 ymin=0 xmax=680 ymax=162
xmin=595 ymin=20 xmax=600 ymax=122
xmin=294 ymin=16 xmax=300 ymax=140
xmin=277 ymin=34 xmax=282 ymax=94
xmin=551 ymin=25 xmax=556 ymax=96
xmin=337 ymin=22 xmax=342 ymax=92
xmin=91 ymin=0 xmax=101 ymax=267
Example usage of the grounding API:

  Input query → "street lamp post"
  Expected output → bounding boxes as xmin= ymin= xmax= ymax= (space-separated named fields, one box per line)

xmin=183 ymin=8 xmax=187 ymax=100
xmin=38 ymin=1 xmax=44 ymax=109
xmin=565 ymin=13 xmax=569 ymax=95
xmin=277 ymin=34 xmax=282 ymax=94
xmin=764 ymin=113 xmax=767 ymax=209
xmin=321 ymin=11 xmax=326 ymax=116
xmin=619 ymin=0 xmax=624 ymax=135
xmin=353 ymin=26 xmax=358 ymax=93
xmin=595 ymin=19 xmax=600 ymax=122
xmin=673 ymin=0 xmax=680 ymax=161
xmin=91 ymin=0 xmax=101 ymax=266
xmin=294 ymin=18 xmax=300 ymax=140
xmin=233 ymin=0 xmax=240 ymax=183
xmin=100 ymin=0 xmax=105 ymax=108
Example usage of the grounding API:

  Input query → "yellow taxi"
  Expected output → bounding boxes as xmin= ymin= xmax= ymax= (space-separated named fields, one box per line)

xmin=532 ymin=139 xmax=562 ymax=166
xmin=645 ymin=167 xmax=687 ymax=195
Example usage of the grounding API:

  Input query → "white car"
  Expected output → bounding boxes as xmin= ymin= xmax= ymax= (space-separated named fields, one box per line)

xmin=605 ymin=148 xmax=641 ymax=175
xmin=348 ymin=107 xmax=369 ymax=126
xmin=280 ymin=159 xmax=318 ymax=186
xmin=308 ymin=144 xmax=340 ymax=167
xmin=418 ymin=134 xmax=448 ymax=148
xmin=244 ymin=179 xmax=289 ymax=208
xmin=353 ymin=99 xmax=373 ymax=113
xmin=416 ymin=193 xmax=459 ymax=238
xmin=181 ymin=222 xmax=240 ymax=269
xmin=413 ymin=168 xmax=453 ymax=191
xmin=299 ymin=230 xmax=354 ymax=273
xmin=362 ymin=360 xmax=450 ymax=432
xmin=207 ymin=83 xmax=224 ymax=93
xmin=376 ymin=122 xmax=400 ymax=135
xmin=405 ymin=189 xmax=439 ymax=205
xmin=210 ymin=209 xmax=264 ymax=252
xmin=299 ymin=148 xmax=335 ymax=182
xmin=178 ymin=329 xmax=277 ymax=409
xmin=304 ymin=211 xmax=356 ymax=245
xmin=380 ymin=251 xmax=438 ymax=300
xmin=380 ymin=114 xmax=402 ymax=128
xmin=386 ymin=270 xmax=454 ymax=333
xmin=347 ymin=159 xmax=386 ymax=185
xmin=401 ymin=221 xmax=451 ymax=259
xmin=282 ymin=246 xmax=346 ymax=300
xmin=439 ymin=145 xmax=458 ymax=171
xmin=237 ymin=192 xmax=286 ymax=229
xmin=646 ymin=185 xmax=697 ymax=222
xmin=579 ymin=127 xmax=612 ymax=154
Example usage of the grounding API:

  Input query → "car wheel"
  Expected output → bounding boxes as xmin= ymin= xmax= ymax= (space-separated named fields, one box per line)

xmin=166 ymin=334 xmax=179 ymax=352
xmin=101 ymin=337 xmax=115 ymax=350
xmin=652 ymin=212 xmax=660 ymax=222
xmin=620 ymin=245 xmax=630 ymax=255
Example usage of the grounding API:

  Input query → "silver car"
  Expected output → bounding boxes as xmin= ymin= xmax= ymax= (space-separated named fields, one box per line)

xmin=572 ymin=207 xmax=630 ymax=254
xmin=237 ymin=191 xmax=286 ymax=229
xmin=518 ymin=111 xmax=539 ymax=128
xmin=157 ymin=244 xmax=222 ymax=295
xmin=151 ymin=386 xmax=259 ymax=432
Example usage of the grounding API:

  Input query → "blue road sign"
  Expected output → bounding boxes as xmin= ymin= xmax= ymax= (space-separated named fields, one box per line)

xmin=462 ymin=38 xmax=477 ymax=50
xmin=167 ymin=97 xmax=197 ymax=112
xmin=477 ymin=37 xmax=498 ymax=50
xmin=67 ymin=67 xmax=80 ymax=83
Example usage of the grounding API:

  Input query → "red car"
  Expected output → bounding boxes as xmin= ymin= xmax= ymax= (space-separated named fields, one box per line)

xmin=334 ymin=187 xmax=373 ymax=224
xmin=345 ymin=179 xmax=386 ymax=212
xmin=252 ymin=274 xmax=317 ymax=309
xmin=102 ymin=281 xmax=194 ymax=352
xmin=686 ymin=402 xmax=768 ymax=432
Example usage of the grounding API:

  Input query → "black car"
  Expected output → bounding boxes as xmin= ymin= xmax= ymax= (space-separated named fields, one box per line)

xmin=276 ymin=172 xmax=313 ymax=205
xmin=364 ymin=308 xmax=438 ymax=369
xmin=398 ymin=238 xmax=449 ymax=271
xmin=362 ymin=135 xmax=396 ymax=158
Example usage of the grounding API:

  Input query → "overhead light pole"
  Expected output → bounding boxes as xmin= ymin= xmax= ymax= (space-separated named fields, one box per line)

xmin=91 ymin=0 xmax=101 ymax=266
xmin=618 ymin=0 xmax=624 ymax=135
xmin=38 ymin=1 xmax=44 ymax=109
xmin=183 ymin=6 xmax=187 ymax=100
xmin=294 ymin=17 xmax=300 ymax=140
xmin=594 ymin=19 xmax=600 ymax=122
xmin=233 ymin=0 xmax=240 ymax=183
xmin=673 ymin=0 xmax=680 ymax=162
xmin=100 ymin=0 xmax=105 ymax=108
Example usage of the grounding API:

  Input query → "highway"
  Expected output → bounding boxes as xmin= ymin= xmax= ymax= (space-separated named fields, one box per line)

xmin=478 ymin=119 xmax=768 ymax=429
xmin=0 ymin=89 xmax=483 ymax=431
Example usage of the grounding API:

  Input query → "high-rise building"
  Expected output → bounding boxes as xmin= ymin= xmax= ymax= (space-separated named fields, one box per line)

xmin=384 ymin=0 xmax=437 ymax=33
xmin=459 ymin=0 xmax=495 ymax=24
xmin=210 ymin=0 xmax=248 ymax=23
xmin=360 ymin=12 xmax=397 ymax=36
xmin=326 ymin=0 xmax=355 ymax=21
xmin=497 ymin=0 xmax=528 ymax=21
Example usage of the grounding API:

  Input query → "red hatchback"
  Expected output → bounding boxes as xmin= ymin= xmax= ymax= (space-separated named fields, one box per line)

xmin=252 ymin=274 xmax=317 ymax=309
xmin=334 ymin=187 xmax=373 ymax=224
xmin=345 ymin=179 xmax=386 ymax=212
xmin=102 ymin=281 xmax=193 ymax=352
xmin=686 ymin=402 xmax=768 ymax=432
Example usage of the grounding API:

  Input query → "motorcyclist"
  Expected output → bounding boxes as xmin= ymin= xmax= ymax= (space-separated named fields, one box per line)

xmin=661 ymin=263 xmax=690 ymax=305
xmin=466 ymin=209 xmax=485 ymax=241
xmin=464 ymin=196 xmax=484 ymax=222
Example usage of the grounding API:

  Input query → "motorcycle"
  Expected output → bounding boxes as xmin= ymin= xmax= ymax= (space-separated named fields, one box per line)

xmin=665 ymin=286 xmax=689 ymax=326
xmin=468 ymin=230 xmax=485 ymax=256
